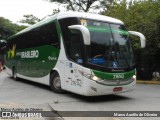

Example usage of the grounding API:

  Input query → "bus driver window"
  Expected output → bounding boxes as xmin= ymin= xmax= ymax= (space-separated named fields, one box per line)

xmin=70 ymin=32 xmax=83 ymax=64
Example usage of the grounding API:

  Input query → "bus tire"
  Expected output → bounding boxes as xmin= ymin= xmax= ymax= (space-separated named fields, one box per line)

xmin=50 ymin=73 xmax=64 ymax=93
xmin=12 ymin=68 xmax=17 ymax=80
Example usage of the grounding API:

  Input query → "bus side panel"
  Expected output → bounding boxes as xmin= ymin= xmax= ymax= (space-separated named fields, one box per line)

xmin=17 ymin=73 xmax=50 ymax=85
xmin=52 ymin=36 xmax=66 ymax=90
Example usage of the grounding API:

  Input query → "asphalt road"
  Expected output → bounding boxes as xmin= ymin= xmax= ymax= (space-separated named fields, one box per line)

xmin=0 ymin=71 xmax=160 ymax=120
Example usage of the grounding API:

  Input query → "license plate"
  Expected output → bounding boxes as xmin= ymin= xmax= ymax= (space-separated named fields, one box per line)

xmin=113 ymin=87 xmax=123 ymax=92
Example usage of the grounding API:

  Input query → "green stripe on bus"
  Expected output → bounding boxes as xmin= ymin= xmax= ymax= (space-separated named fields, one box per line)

xmin=55 ymin=19 xmax=62 ymax=44
xmin=87 ymin=26 xmax=128 ymax=35
xmin=92 ymin=69 xmax=136 ymax=80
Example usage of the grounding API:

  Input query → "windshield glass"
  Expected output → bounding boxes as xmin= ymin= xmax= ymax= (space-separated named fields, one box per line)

xmin=82 ymin=19 xmax=134 ymax=69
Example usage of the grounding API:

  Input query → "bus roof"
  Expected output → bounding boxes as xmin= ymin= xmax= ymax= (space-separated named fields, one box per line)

xmin=56 ymin=12 xmax=123 ymax=24
xmin=14 ymin=12 xmax=124 ymax=37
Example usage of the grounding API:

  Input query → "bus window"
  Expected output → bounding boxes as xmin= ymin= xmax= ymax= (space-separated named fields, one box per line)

xmin=70 ymin=31 xmax=83 ymax=64
xmin=18 ymin=21 xmax=60 ymax=49
xmin=58 ymin=17 xmax=79 ymax=58
xmin=39 ymin=22 xmax=59 ymax=48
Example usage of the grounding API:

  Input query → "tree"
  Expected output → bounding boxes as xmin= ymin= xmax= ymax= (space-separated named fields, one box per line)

xmin=0 ymin=17 xmax=17 ymax=39
xmin=0 ymin=17 xmax=27 ymax=39
xmin=46 ymin=0 xmax=113 ymax=12
xmin=19 ymin=14 xmax=40 ymax=25
xmin=14 ymin=25 xmax=27 ymax=32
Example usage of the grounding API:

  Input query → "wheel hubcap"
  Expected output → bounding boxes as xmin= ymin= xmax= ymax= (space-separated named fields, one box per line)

xmin=54 ymin=76 xmax=61 ymax=89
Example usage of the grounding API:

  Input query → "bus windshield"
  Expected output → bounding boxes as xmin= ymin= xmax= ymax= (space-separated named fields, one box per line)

xmin=84 ymin=20 xmax=134 ymax=70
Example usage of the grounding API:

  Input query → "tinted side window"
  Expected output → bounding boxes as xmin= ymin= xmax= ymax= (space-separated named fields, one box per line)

xmin=13 ymin=21 xmax=59 ymax=49
xmin=36 ymin=22 xmax=59 ymax=48
xmin=70 ymin=31 xmax=83 ymax=63
xmin=58 ymin=18 xmax=79 ymax=57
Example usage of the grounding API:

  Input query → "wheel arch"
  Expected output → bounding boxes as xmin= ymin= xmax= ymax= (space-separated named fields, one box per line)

xmin=49 ymin=69 xmax=62 ymax=85
xmin=49 ymin=68 xmax=65 ymax=93
xmin=50 ymin=70 xmax=58 ymax=79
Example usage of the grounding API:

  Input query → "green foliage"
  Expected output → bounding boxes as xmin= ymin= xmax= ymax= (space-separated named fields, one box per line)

xmin=104 ymin=0 xmax=160 ymax=79
xmin=46 ymin=0 xmax=113 ymax=12
xmin=0 ymin=17 xmax=27 ymax=40
xmin=14 ymin=25 xmax=27 ymax=32
xmin=19 ymin=14 xmax=40 ymax=25
xmin=0 ymin=17 xmax=16 ymax=39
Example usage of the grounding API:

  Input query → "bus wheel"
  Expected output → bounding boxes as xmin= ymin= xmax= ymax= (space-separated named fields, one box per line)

xmin=50 ymin=73 xmax=64 ymax=93
xmin=12 ymin=68 xmax=17 ymax=80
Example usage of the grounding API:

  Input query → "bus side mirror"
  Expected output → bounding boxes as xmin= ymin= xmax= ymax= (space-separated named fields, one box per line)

xmin=128 ymin=31 xmax=146 ymax=48
xmin=68 ymin=25 xmax=90 ymax=45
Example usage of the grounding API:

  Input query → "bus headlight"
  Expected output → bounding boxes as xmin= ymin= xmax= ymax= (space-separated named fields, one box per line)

xmin=87 ymin=74 xmax=101 ymax=81
xmin=92 ymin=76 xmax=99 ymax=81
xmin=132 ymin=75 xmax=136 ymax=81
xmin=79 ymin=71 xmax=101 ymax=81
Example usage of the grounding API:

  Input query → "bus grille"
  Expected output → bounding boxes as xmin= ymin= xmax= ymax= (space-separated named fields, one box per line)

xmin=97 ymin=78 xmax=134 ymax=86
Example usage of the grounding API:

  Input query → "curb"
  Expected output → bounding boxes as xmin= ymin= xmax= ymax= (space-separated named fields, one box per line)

xmin=137 ymin=80 xmax=160 ymax=85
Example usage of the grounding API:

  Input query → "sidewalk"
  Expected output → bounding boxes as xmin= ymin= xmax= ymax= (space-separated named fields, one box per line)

xmin=0 ymin=71 xmax=8 ymax=88
xmin=137 ymin=80 xmax=160 ymax=85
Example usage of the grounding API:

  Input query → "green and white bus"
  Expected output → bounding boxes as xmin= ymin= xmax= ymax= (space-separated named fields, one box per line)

xmin=5 ymin=12 xmax=146 ymax=96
